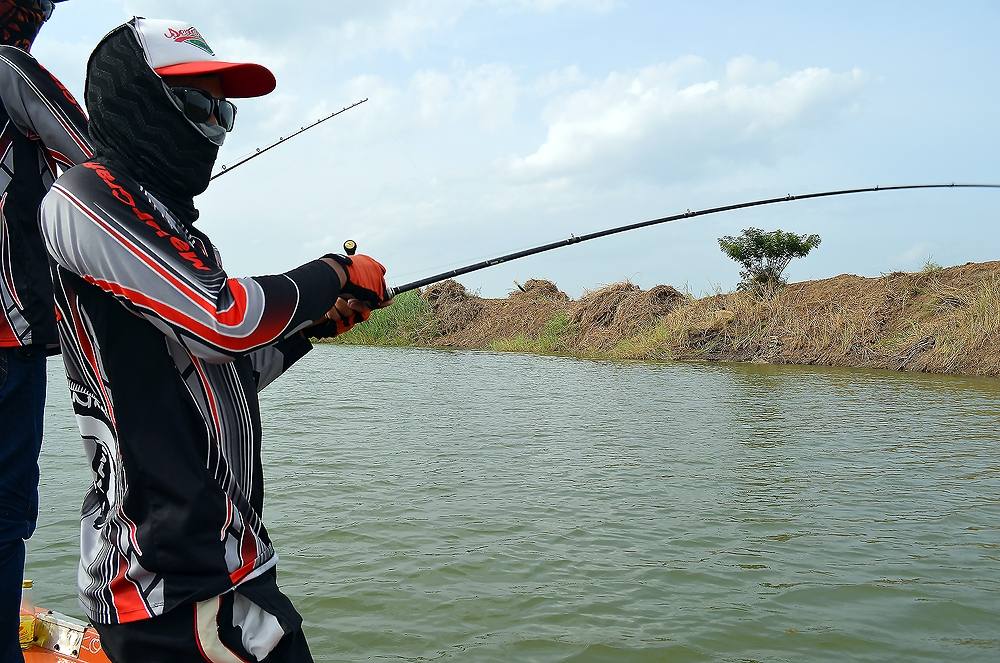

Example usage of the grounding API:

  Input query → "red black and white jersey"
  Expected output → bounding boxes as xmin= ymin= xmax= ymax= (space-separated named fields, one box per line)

xmin=0 ymin=44 xmax=91 ymax=348
xmin=40 ymin=159 xmax=344 ymax=625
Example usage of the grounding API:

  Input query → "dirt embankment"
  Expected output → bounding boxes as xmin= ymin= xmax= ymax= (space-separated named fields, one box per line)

xmin=415 ymin=262 xmax=1000 ymax=376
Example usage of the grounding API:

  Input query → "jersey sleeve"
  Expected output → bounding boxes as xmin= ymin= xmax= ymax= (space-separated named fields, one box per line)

xmin=41 ymin=163 xmax=342 ymax=362
xmin=247 ymin=334 xmax=312 ymax=391
xmin=0 ymin=45 xmax=92 ymax=169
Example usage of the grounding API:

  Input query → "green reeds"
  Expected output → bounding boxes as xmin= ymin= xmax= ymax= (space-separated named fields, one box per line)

xmin=320 ymin=290 xmax=437 ymax=346
xmin=489 ymin=312 xmax=573 ymax=354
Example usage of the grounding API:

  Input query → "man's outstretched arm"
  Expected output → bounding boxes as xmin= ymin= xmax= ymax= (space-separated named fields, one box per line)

xmin=40 ymin=163 xmax=356 ymax=363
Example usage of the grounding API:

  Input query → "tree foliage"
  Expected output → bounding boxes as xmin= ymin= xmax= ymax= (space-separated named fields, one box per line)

xmin=718 ymin=227 xmax=822 ymax=294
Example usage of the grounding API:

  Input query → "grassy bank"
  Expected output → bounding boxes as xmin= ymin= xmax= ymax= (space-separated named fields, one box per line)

xmin=324 ymin=261 xmax=1000 ymax=377
xmin=332 ymin=290 xmax=437 ymax=346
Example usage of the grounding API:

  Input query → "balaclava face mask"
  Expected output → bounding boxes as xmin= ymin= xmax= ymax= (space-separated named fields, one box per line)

xmin=0 ymin=0 xmax=52 ymax=50
xmin=85 ymin=20 xmax=220 ymax=224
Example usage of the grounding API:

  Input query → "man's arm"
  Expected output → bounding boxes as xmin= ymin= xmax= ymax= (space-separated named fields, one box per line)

xmin=249 ymin=292 xmax=381 ymax=390
xmin=247 ymin=336 xmax=311 ymax=391
xmin=41 ymin=165 xmax=346 ymax=363
xmin=0 ymin=45 xmax=92 ymax=168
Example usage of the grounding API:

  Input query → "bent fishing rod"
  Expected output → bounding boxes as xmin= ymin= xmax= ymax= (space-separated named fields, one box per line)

xmin=342 ymin=183 xmax=1000 ymax=299
xmin=210 ymin=98 xmax=368 ymax=180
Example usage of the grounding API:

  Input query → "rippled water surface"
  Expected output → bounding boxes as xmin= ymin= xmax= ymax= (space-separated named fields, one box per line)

xmin=26 ymin=345 xmax=1000 ymax=661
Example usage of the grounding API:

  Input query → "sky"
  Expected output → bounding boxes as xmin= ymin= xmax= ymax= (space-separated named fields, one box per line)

xmin=32 ymin=1 xmax=1000 ymax=297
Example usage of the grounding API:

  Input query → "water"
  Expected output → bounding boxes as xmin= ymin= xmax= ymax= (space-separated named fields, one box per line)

xmin=26 ymin=345 xmax=1000 ymax=662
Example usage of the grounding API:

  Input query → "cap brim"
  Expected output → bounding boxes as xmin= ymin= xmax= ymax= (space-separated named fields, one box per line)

xmin=155 ymin=61 xmax=276 ymax=98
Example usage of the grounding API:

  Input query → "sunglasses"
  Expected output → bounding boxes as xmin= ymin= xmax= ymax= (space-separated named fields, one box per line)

xmin=170 ymin=87 xmax=238 ymax=132
xmin=26 ymin=0 xmax=56 ymax=21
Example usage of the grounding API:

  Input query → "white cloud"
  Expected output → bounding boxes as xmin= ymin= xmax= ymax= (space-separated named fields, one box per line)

xmin=318 ymin=3 xmax=466 ymax=60
xmin=197 ymin=52 xmax=870 ymax=296
xmin=725 ymin=55 xmax=781 ymax=85
xmin=498 ymin=0 xmax=618 ymax=12
xmin=509 ymin=57 xmax=866 ymax=184
xmin=457 ymin=64 xmax=519 ymax=129
xmin=118 ymin=0 xmax=468 ymax=61
xmin=533 ymin=65 xmax=585 ymax=95
xmin=413 ymin=71 xmax=454 ymax=122
xmin=315 ymin=64 xmax=520 ymax=135
xmin=117 ymin=0 xmax=617 ymax=63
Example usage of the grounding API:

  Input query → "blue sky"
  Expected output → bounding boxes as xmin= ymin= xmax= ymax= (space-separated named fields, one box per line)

xmin=33 ymin=1 xmax=999 ymax=296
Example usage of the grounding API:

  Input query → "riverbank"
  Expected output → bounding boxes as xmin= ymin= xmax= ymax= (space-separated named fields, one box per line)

xmin=327 ymin=260 xmax=1000 ymax=377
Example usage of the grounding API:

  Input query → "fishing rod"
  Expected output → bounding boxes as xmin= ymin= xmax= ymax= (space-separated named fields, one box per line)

xmin=341 ymin=183 xmax=1000 ymax=299
xmin=210 ymin=98 xmax=368 ymax=180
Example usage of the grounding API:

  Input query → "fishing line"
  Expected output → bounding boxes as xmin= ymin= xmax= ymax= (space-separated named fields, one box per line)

xmin=210 ymin=98 xmax=368 ymax=180
xmin=340 ymin=183 xmax=1000 ymax=298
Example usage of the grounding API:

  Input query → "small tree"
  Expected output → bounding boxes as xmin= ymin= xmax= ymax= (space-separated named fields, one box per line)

xmin=718 ymin=227 xmax=821 ymax=294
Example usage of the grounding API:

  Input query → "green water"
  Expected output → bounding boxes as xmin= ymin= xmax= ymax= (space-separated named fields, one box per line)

xmin=26 ymin=346 xmax=1000 ymax=662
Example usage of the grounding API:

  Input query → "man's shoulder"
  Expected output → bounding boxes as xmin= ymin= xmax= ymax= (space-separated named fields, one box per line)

xmin=0 ymin=44 xmax=44 ymax=78
xmin=0 ymin=44 xmax=36 ymax=65
xmin=54 ymin=161 xmax=140 ymax=195
xmin=47 ymin=161 xmax=150 ymax=220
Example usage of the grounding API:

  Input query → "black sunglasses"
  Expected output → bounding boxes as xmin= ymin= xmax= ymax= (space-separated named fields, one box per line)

xmin=170 ymin=87 xmax=238 ymax=132
xmin=33 ymin=0 xmax=68 ymax=21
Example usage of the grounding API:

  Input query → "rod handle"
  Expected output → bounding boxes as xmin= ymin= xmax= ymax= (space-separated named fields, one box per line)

xmin=343 ymin=240 xmax=398 ymax=301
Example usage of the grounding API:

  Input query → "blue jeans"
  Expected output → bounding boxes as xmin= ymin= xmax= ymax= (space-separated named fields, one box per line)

xmin=0 ymin=347 xmax=46 ymax=662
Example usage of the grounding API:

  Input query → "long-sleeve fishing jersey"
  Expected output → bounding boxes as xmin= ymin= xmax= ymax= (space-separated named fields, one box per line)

xmin=40 ymin=160 xmax=344 ymax=624
xmin=0 ymin=45 xmax=91 ymax=348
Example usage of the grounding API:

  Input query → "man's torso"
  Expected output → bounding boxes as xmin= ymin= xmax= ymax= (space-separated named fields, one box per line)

xmin=45 ymin=162 xmax=276 ymax=624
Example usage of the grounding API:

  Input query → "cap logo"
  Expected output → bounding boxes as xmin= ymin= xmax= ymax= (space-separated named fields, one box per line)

xmin=164 ymin=26 xmax=215 ymax=56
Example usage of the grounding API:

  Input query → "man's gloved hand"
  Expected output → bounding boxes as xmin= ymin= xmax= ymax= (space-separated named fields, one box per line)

xmin=309 ymin=297 xmax=372 ymax=339
xmin=322 ymin=253 xmax=388 ymax=308
xmin=310 ymin=253 xmax=390 ymax=339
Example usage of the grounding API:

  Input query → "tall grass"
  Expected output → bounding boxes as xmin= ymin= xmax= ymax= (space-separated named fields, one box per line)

xmin=922 ymin=275 xmax=1000 ymax=374
xmin=489 ymin=312 xmax=573 ymax=354
xmin=322 ymin=290 xmax=437 ymax=346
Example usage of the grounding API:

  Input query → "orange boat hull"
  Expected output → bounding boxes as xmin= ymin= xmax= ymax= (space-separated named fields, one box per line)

xmin=20 ymin=608 xmax=111 ymax=663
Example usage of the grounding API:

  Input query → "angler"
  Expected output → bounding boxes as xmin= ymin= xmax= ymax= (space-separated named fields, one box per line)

xmin=39 ymin=17 xmax=389 ymax=662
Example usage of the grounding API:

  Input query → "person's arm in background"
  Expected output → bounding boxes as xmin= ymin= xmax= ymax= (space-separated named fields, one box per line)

xmin=0 ymin=44 xmax=92 ymax=168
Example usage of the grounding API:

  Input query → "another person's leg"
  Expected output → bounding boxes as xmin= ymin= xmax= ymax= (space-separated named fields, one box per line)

xmin=0 ymin=538 xmax=26 ymax=662
xmin=0 ymin=346 xmax=47 ymax=662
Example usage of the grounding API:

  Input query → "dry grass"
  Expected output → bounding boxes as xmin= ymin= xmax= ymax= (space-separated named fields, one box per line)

xmin=340 ymin=261 xmax=1000 ymax=377
xmin=631 ymin=263 xmax=1000 ymax=375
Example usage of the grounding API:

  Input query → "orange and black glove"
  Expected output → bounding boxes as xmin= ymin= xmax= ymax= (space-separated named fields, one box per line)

xmin=308 ymin=253 xmax=387 ymax=339
xmin=323 ymin=253 xmax=388 ymax=308
xmin=309 ymin=298 xmax=372 ymax=339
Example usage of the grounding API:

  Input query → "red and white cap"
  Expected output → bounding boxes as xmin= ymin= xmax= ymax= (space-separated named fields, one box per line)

xmin=132 ymin=17 xmax=276 ymax=98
